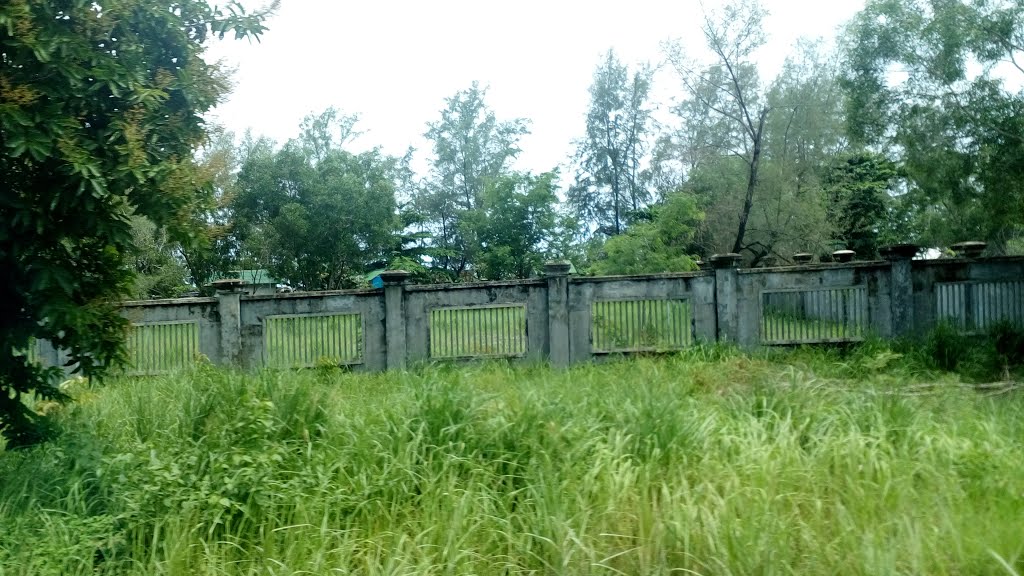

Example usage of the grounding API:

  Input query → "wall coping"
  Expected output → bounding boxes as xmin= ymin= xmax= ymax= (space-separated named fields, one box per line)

xmin=406 ymin=278 xmax=547 ymax=292
xmin=738 ymin=261 xmax=891 ymax=275
xmin=913 ymin=255 xmax=1024 ymax=267
xmin=242 ymin=288 xmax=381 ymax=301
xmin=36 ymin=256 xmax=1024 ymax=377
xmin=570 ymin=270 xmax=712 ymax=283
xmin=116 ymin=256 xmax=1024 ymax=306
xmin=122 ymin=296 xmax=218 ymax=308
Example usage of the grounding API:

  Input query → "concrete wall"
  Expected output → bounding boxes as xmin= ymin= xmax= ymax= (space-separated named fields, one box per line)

xmin=404 ymin=279 xmax=549 ymax=365
xmin=239 ymin=289 xmax=386 ymax=371
xmin=121 ymin=297 xmax=221 ymax=362
xmin=33 ymin=256 xmax=1024 ymax=374
xmin=912 ymin=257 xmax=1024 ymax=333
xmin=736 ymin=262 xmax=893 ymax=346
xmin=567 ymin=272 xmax=716 ymax=362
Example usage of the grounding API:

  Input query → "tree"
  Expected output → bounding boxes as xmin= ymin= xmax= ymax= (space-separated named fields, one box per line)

xmin=169 ymin=126 xmax=240 ymax=295
xmin=569 ymin=49 xmax=656 ymax=236
xmin=464 ymin=172 xmax=561 ymax=280
xmin=232 ymin=110 xmax=403 ymax=291
xmin=749 ymin=41 xmax=846 ymax=261
xmin=664 ymin=25 xmax=846 ymax=262
xmin=415 ymin=83 xmax=529 ymax=277
xmin=129 ymin=216 xmax=190 ymax=299
xmin=589 ymin=193 xmax=703 ymax=276
xmin=666 ymin=0 xmax=770 ymax=256
xmin=843 ymin=0 xmax=1024 ymax=252
xmin=823 ymin=152 xmax=899 ymax=259
xmin=0 ymin=0 xmax=272 ymax=446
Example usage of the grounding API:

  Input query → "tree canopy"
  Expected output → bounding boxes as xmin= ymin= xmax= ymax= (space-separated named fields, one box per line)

xmin=843 ymin=0 xmax=1024 ymax=252
xmin=231 ymin=109 xmax=403 ymax=291
xmin=0 ymin=0 xmax=272 ymax=446
xmin=569 ymin=49 xmax=655 ymax=237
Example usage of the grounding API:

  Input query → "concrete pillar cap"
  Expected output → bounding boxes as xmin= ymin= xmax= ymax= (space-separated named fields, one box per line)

xmin=832 ymin=249 xmax=856 ymax=263
xmin=710 ymin=253 xmax=742 ymax=268
xmin=950 ymin=241 xmax=986 ymax=258
xmin=543 ymin=261 xmax=574 ymax=276
xmin=881 ymin=243 xmax=919 ymax=260
xmin=792 ymin=253 xmax=814 ymax=264
xmin=211 ymin=278 xmax=245 ymax=292
xmin=378 ymin=270 xmax=412 ymax=285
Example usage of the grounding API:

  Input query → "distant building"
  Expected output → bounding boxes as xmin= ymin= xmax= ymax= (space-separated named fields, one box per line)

xmin=366 ymin=269 xmax=388 ymax=289
xmin=222 ymin=269 xmax=285 ymax=296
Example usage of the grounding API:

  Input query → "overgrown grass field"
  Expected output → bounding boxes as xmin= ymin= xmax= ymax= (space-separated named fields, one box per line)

xmin=2 ymin=344 xmax=1023 ymax=575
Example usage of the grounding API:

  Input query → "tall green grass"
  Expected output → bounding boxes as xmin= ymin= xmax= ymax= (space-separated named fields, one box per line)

xmin=1 ymin=347 xmax=1023 ymax=575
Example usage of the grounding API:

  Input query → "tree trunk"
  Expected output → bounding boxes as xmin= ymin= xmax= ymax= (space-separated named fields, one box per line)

xmin=733 ymin=108 xmax=768 ymax=254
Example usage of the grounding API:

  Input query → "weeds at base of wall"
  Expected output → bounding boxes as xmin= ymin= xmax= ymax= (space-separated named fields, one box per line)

xmin=924 ymin=321 xmax=1024 ymax=381
xmin=2 ymin=346 xmax=1024 ymax=574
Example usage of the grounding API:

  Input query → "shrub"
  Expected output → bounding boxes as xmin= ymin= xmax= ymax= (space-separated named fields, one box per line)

xmin=924 ymin=321 xmax=1024 ymax=381
xmin=926 ymin=322 xmax=973 ymax=372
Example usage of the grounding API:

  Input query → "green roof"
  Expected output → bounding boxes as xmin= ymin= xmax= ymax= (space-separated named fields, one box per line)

xmin=224 ymin=269 xmax=279 ymax=285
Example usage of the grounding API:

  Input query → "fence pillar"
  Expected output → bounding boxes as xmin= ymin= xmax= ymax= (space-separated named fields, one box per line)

xmin=884 ymin=244 xmax=918 ymax=338
xmin=711 ymin=253 xmax=742 ymax=344
xmin=380 ymin=270 xmax=412 ymax=371
xmin=213 ymin=279 xmax=244 ymax=367
xmin=36 ymin=339 xmax=72 ymax=378
xmin=545 ymin=261 xmax=573 ymax=368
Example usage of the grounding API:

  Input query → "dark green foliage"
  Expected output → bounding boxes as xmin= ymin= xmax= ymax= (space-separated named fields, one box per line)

xmin=128 ymin=217 xmax=189 ymax=299
xmin=231 ymin=110 xmax=403 ymax=290
xmin=823 ymin=152 xmax=899 ymax=258
xmin=0 ymin=0 xmax=271 ymax=446
xmin=3 ymin=353 xmax=1024 ymax=573
xmin=924 ymin=321 xmax=1024 ymax=381
xmin=990 ymin=320 xmax=1024 ymax=370
xmin=176 ymin=127 xmax=242 ymax=295
xmin=587 ymin=192 xmax=703 ymax=275
xmin=842 ymin=0 xmax=1024 ymax=252
xmin=925 ymin=322 xmax=973 ymax=372
xmin=569 ymin=49 xmax=655 ymax=236
xmin=465 ymin=172 xmax=561 ymax=280
xmin=415 ymin=83 xmax=530 ymax=278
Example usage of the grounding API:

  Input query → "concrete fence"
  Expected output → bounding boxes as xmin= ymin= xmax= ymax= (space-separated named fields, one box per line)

xmin=33 ymin=252 xmax=1024 ymax=375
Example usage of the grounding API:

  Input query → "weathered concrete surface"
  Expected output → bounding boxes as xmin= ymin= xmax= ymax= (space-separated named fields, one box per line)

xmin=122 ymin=297 xmax=221 ymax=363
xmin=545 ymin=262 xmax=572 ymax=368
xmin=239 ymin=290 xmax=385 ymax=371
xmin=568 ymin=273 xmax=716 ymax=360
xmin=889 ymin=259 xmax=914 ymax=338
xmin=912 ymin=258 xmax=1024 ymax=335
xmin=737 ymin=262 xmax=894 ymax=345
xmin=217 ymin=290 xmax=242 ymax=366
xmin=404 ymin=280 xmax=548 ymax=365
xmin=381 ymin=271 xmax=411 ymax=371
xmin=715 ymin=267 xmax=740 ymax=344
xmin=30 ymin=257 xmax=1024 ymax=374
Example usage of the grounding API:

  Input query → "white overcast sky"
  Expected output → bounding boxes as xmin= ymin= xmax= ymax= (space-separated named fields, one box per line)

xmin=205 ymin=0 xmax=867 ymax=175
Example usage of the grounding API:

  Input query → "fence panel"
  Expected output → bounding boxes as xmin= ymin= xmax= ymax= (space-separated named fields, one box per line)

xmin=936 ymin=280 xmax=1024 ymax=332
xmin=591 ymin=299 xmax=692 ymax=353
xmin=429 ymin=304 xmax=527 ymax=359
xmin=264 ymin=313 xmax=363 ymax=368
xmin=127 ymin=321 xmax=200 ymax=375
xmin=761 ymin=287 xmax=868 ymax=344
